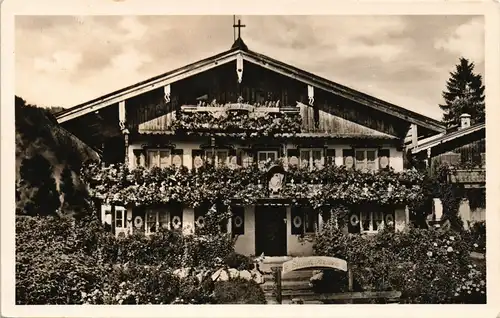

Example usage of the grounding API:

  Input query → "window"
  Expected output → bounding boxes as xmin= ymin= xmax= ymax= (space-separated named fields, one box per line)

xmin=147 ymin=149 xmax=171 ymax=168
xmin=355 ymin=149 xmax=377 ymax=171
xmin=145 ymin=210 xmax=158 ymax=234
xmin=145 ymin=210 xmax=168 ymax=235
xmin=205 ymin=149 xmax=229 ymax=167
xmin=257 ymin=151 xmax=277 ymax=168
xmin=360 ymin=211 xmax=384 ymax=233
xmin=291 ymin=206 xmax=318 ymax=235
xmin=304 ymin=207 xmax=318 ymax=234
xmin=115 ymin=208 xmax=125 ymax=228
xmin=300 ymin=149 xmax=324 ymax=170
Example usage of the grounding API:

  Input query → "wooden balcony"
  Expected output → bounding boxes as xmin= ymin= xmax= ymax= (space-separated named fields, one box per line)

xmin=448 ymin=169 xmax=485 ymax=188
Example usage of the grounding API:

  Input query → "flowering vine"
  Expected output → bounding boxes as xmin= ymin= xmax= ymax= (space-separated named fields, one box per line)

xmin=81 ymin=161 xmax=427 ymax=209
xmin=170 ymin=110 xmax=302 ymax=136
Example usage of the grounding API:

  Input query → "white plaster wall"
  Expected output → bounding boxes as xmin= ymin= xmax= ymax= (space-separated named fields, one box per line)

xmin=471 ymin=208 xmax=486 ymax=222
xmin=458 ymin=199 xmax=472 ymax=230
xmin=286 ymin=207 xmax=314 ymax=256
xmin=234 ymin=205 xmax=256 ymax=256
xmin=394 ymin=206 xmax=408 ymax=232
xmin=101 ymin=204 xmax=112 ymax=225
xmin=389 ymin=148 xmax=404 ymax=172
xmin=183 ymin=207 xmax=195 ymax=235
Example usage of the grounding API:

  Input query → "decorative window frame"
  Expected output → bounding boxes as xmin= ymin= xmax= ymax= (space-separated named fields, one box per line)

xmin=144 ymin=210 xmax=169 ymax=235
xmin=115 ymin=207 xmax=126 ymax=229
xmin=257 ymin=150 xmax=278 ymax=168
xmin=205 ymin=149 xmax=229 ymax=167
xmin=299 ymin=148 xmax=325 ymax=171
xmin=360 ymin=210 xmax=383 ymax=234
xmin=358 ymin=209 xmax=395 ymax=234
xmin=355 ymin=148 xmax=378 ymax=172
xmin=303 ymin=207 xmax=318 ymax=234
xmin=145 ymin=210 xmax=159 ymax=235
xmin=146 ymin=148 xmax=172 ymax=169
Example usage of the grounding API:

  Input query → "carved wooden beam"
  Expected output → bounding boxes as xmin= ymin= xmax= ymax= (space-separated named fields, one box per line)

xmin=236 ymin=53 xmax=243 ymax=83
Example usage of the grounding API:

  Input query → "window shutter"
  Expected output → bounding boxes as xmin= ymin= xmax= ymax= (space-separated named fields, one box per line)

xmin=343 ymin=149 xmax=355 ymax=169
xmin=170 ymin=204 xmax=183 ymax=230
xmin=383 ymin=208 xmax=395 ymax=231
xmin=287 ymin=149 xmax=300 ymax=167
xmin=378 ymin=149 xmax=390 ymax=170
xmin=325 ymin=149 xmax=336 ymax=166
xmin=236 ymin=149 xmax=242 ymax=166
xmin=132 ymin=206 xmax=146 ymax=231
xmin=172 ymin=149 xmax=183 ymax=167
xmin=192 ymin=149 xmax=204 ymax=170
xmin=347 ymin=210 xmax=360 ymax=233
xmin=194 ymin=206 xmax=207 ymax=232
xmin=291 ymin=207 xmax=304 ymax=235
xmin=231 ymin=206 xmax=245 ymax=236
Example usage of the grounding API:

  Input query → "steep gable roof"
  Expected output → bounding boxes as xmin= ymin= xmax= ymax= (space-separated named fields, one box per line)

xmin=55 ymin=38 xmax=445 ymax=135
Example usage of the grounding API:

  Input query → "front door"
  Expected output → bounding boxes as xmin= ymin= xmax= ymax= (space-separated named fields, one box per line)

xmin=255 ymin=206 xmax=287 ymax=256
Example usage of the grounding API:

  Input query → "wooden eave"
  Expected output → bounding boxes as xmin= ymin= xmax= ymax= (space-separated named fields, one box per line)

xmin=55 ymin=48 xmax=242 ymax=123
xmin=55 ymin=40 xmax=445 ymax=136
xmin=411 ymin=123 xmax=485 ymax=155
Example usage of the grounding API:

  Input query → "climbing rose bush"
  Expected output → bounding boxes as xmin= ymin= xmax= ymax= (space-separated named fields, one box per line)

xmin=313 ymin=220 xmax=486 ymax=304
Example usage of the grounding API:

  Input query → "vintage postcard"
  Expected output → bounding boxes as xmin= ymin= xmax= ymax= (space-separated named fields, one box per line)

xmin=2 ymin=0 xmax=500 ymax=317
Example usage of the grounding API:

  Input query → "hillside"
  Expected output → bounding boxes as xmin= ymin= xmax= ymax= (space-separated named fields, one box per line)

xmin=15 ymin=96 xmax=100 ymax=216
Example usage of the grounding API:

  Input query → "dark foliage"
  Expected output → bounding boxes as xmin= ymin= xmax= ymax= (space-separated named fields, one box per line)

xmin=16 ymin=155 xmax=60 ymax=216
xmin=212 ymin=278 xmax=266 ymax=304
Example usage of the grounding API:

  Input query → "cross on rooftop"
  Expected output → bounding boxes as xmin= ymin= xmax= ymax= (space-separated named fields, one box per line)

xmin=233 ymin=19 xmax=246 ymax=39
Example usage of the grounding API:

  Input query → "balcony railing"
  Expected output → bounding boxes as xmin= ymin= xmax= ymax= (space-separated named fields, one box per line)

xmin=448 ymin=169 xmax=485 ymax=187
xmin=170 ymin=102 xmax=301 ymax=135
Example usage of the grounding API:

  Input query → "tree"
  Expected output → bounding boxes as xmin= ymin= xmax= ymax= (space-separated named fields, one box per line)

xmin=439 ymin=57 xmax=485 ymax=127
xmin=16 ymin=154 xmax=60 ymax=216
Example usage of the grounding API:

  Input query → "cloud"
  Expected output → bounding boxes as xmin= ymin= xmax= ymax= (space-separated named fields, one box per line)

xmin=14 ymin=15 xmax=484 ymax=121
xmin=109 ymin=49 xmax=152 ymax=73
xmin=118 ymin=16 xmax=147 ymax=40
xmin=434 ymin=17 xmax=484 ymax=63
xmin=33 ymin=50 xmax=82 ymax=74
xmin=335 ymin=42 xmax=407 ymax=63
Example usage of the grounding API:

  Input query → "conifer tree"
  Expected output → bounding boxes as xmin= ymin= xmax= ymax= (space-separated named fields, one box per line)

xmin=439 ymin=57 xmax=485 ymax=127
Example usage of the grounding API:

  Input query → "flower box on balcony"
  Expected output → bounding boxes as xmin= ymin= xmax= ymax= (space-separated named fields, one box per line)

xmin=449 ymin=169 xmax=485 ymax=185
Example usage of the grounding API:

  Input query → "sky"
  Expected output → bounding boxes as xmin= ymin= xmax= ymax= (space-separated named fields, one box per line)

xmin=15 ymin=15 xmax=485 ymax=120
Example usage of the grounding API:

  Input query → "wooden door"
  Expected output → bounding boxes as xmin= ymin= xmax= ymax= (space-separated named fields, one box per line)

xmin=255 ymin=206 xmax=287 ymax=256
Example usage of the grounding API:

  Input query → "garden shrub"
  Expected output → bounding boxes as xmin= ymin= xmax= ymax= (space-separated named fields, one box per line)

xmin=16 ymin=215 xmax=110 ymax=304
xmin=16 ymin=215 xmax=240 ymax=304
xmin=212 ymin=278 xmax=266 ymax=304
xmin=463 ymin=221 xmax=486 ymax=254
xmin=223 ymin=252 xmax=255 ymax=270
xmin=313 ymin=222 xmax=486 ymax=304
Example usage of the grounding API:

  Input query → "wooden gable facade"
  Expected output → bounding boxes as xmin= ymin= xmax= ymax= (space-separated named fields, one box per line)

xmin=55 ymin=36 xmax=451 ymax=252
xmin=56 ymin=38 xmax=445 ymax=168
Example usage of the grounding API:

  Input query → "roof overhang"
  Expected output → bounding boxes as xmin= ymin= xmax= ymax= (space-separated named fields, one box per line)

xmin=411 ymin=123 xmax=485 ymax=155
xmin=55 ymin=46 xmax=446 ymax=135
xmin=56 ymin=49 xmax=241 ymax=123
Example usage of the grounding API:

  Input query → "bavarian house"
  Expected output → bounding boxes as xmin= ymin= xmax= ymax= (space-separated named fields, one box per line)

xmin=56 ymin=32 xmax=445 ymax=257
